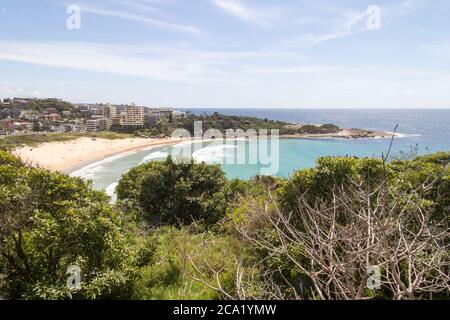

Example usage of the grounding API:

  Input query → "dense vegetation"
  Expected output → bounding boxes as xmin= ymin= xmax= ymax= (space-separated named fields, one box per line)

xmin=1 ymin=98 xmax=74 ymax=113
xmin=136 ymin=111 xmax=341 ymax=137
xmin=117 ymin=156 xmax=228 ymax=226
xmin=0 ymin=149 xmax=448 ymax=300
xmin=0 ymin=152 xmax=134 ymax=299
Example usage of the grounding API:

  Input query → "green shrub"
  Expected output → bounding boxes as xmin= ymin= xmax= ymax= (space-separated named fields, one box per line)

xmin=117 ymin=156 xmax=228 ymax=226
xmin=0 ymin=153 xmax=135 ymax=299
xmin=132 ymin=227 xmax=246 ymax=300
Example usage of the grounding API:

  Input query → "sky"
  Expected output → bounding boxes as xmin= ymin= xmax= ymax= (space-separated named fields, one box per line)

xmin=0 ymin=0 xmax=449 ymax=108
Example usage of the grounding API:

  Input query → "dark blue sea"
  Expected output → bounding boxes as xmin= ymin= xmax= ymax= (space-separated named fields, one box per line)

xmin=183 ymin=108 xmax=450 ymax=154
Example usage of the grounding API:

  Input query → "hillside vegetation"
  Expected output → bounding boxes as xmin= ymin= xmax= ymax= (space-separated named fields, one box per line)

xmin=0 ymin=150 xmax=448 ymax=300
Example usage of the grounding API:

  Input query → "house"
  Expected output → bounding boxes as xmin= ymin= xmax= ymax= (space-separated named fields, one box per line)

xmin=11 ymin=109 xmax=22 ymax=118
xmin=48 ymin=113 xmax=61 ymax=122
xmin=0 ymin=118 xmax=15 ymax=132
xmin=0 ymin=108 xmax=12 ymax=119
xmin=12 ymin=121 xmax=33 ymax=131
xmin=145 ymin=107 xmax=174 ymax=125
xmin=20 ymin=110 xmax=39 ymax=121
xmin=13 ymin=97 xmax=32 ymax=105
xmin=173 ymin=111 xmax=186 ymax=119
xmin=47 ymin=108 xmax=58 ymax=114
xmin=49 ymin=123 xmax=67 ymax=133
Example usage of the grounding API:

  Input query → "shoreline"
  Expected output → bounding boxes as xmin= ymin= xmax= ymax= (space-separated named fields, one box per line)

xmin=64 ymin=139 xmax=187 ymax=174
xmin=13 ymin=137 xmax=187 ymax=174
xmin=12 ymin=128 xmax=396 ymax=174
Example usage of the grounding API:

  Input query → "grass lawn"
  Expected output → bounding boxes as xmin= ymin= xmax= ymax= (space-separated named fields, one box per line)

xmin=0 ymin=131 xmax=135 ymax=151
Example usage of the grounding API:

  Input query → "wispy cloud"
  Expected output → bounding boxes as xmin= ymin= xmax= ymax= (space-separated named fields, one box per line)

xmin=81 ymin=5 xmax=202 ymax=35
xmin=0 ymin=41 xmax=202 ymax=82
xmin=300 ymin=0 xmax=423 ymax=47
xmin=302 ymin=10 xmax=370 ymax=46
xmin=56 ymin=0 xmax=201 ymax=35
xmin=105 ymin=0 xmax=160 ymax=13
xmin=0 ymin=40 xmax=305 ymax=84
xmin=249 ymin=65 xmax=339 ymax=74
xmin=211 ymin=0 xmax=273 ymax=26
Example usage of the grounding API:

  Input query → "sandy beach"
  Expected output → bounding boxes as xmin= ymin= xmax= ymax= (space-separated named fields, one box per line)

xmin=13 ymin=137 xmax=186 ymax=173
xmin=11 ymin=128 xmax=395 ymax=174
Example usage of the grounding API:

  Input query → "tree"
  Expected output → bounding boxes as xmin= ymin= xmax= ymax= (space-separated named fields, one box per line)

xmin=0 ymin=151 xmax=134 ymax=299
xmin=117 ymin=156 xmax=228 ymax=226
xmin=232 ymin=179 xmax=449 ymax=300
xmin=210 ymin=154 xmax=449 ymax=300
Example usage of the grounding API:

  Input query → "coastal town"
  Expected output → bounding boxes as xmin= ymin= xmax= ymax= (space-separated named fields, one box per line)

xmin=0 ymin=97 xmax=186 ymax=136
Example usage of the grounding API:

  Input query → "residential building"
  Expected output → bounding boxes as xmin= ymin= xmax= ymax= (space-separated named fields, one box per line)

xmin=0 ymin=118 xmax=15 ymax=132
xmin=13 ymin=97 xmax=32 ymax=105
xmin=173 ymin=110 xmax=186 ymax=119
xmin=11 ymin=109 xmax=22 ymax=118
xmin=47 ymin=108 xmax=58 ymax=114
xmin=86 ymin=118 xmax=109 ymax=131
xmin=20 ymin=110 xmax=39 ymax=121
xmin=123 ymin=104 xmax=144 ymax=127
xmin=103 ymin=104 xmax=117 ymax=118
xmin=147 ymin=107 xmax=173 ymax=120
xmin=0 ymin=109 xmax=12 ymax=118
xmin=49 ymin=123 xmax=67 ymax=133
xmin=145 ymin=107 xmax=174 ymax=125
xmin=12 ymin=121 xmax=33 ymax=131
xmin=48 ymin=113 xmax=61 ymax=122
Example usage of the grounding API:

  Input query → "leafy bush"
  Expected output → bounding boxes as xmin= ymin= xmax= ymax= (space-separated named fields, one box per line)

xmin=117 ymin=156 xmax=228 ymax=226
xmin=228 ymin=153 xmax=449 ymax=299
xmin=0 ymin=151 xmax=135 ymax=299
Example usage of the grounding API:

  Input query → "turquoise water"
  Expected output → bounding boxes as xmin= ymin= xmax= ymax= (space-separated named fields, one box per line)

xmin=71 ymin=109 xmax=450 ymax=195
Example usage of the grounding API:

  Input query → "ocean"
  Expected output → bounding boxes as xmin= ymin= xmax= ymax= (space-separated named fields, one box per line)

xmin=71 ymin=109 xmax=450 ymax=195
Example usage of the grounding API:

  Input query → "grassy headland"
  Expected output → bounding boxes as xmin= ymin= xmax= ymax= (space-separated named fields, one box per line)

xmin=0 ymin=131 xmax=135 ymax=151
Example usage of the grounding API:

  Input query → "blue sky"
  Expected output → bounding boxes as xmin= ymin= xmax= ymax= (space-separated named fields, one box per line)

xmin=0 ymin=0 xmax=449 ymax=108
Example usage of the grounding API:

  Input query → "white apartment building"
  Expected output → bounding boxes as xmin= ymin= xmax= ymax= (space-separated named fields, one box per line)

xmin=103 ymin=104 xmax=117 ymax=119
xmin=123 ymin=104 xmax=144 ymax=127
xmin=86 ymin=118 xmax=109 ymax=131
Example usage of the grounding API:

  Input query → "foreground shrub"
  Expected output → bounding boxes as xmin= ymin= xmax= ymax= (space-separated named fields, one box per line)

xmin=117 ymin=156 xmax=228 ymax=226
xmin=227 ymin=153 xmax=450 ymax=300
xmin=0 ymin=151 xmax=134 ymax=299
xmin=131 ymin=226 xmax=256 ymax=300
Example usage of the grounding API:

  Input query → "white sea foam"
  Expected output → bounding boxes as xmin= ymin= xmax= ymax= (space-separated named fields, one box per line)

xmin=192 ymin=144 xmax=236 ymax=164
xmin=394 ymin=133 xmax=422 ymax=138
xmin=139 ymin=151 xmax=169 ymax=164
xmin=70 ymin=149 xmax=138 ymax=178
xmin=105 ymin=182 xmax=118 ymax=200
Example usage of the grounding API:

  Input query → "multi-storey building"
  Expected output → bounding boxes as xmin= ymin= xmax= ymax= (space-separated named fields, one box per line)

xmin=123 ymin=104 xmax=144 ymax=127
xmin=86 ymin=118 xmax=109 ymax=131
xmin=103 ymin=104 xmax=117 ymax=119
